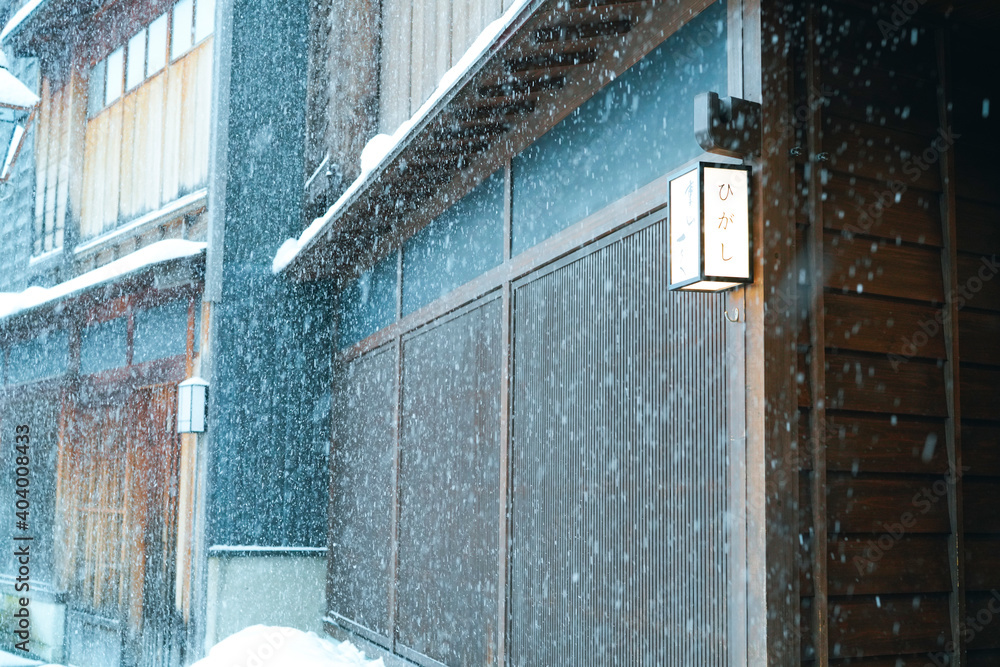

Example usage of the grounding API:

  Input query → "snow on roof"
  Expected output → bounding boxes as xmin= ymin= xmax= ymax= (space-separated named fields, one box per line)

xmin=0 ymin=0 xmax=46 ymax=43
xmin=0 ymin=63 xmax=40 ymax=107
xmin=192 ymin=625 xmax=384 ymax=667
xmin=271 ymin=0 xmax=534 ymax=275
xmin=0 ymin=239 xmax=206 ymax=321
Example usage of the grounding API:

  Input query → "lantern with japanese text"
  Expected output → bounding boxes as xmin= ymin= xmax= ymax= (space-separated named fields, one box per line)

xmin=668 ymin=162 xmax=753 ymax=291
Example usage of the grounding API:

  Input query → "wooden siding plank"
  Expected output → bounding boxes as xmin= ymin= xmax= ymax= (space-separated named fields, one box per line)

xmin=119 ymin=89 xmax=138 ymax=220
xmin=379 ymin=0 xmax=411 ymax=132
xmin=56 ymin=82 xmax=72 ymax=248
xmin=162 ymin=58 xmax=183 ymax=203
xmin=826 ymin=473 xmax=951 ymax=535
xmin=829 ymin=535 xmax=952 ymax=596
xmin=827 ymin=594 xmax=950 ymax=659
xmin=103 ymin=102 xmax=124 ymax=231
xmin=179 ymin=48 xmax=199 ymax=192
xmin=144 ymin=73 xmax=166 ymax=213
xmin=820 ymin=413 xmax=949 ymax=475
xmin=44 ymin=84 xmax=61 ymax=251
xmin=824 ymin=233 xmax=945 ymax=303
xmin=823 ymin=115 xmax=943 ymax=194
xmin=825 ymin=293 xmax=947 ymax=360
xmin=34 ymin=77 xmax=51 ymax=256
xmin=825 ymin=352 xmax=947 ymax=417
xmin=822 ymin=174 xmax=942 ymax=247
xmin=192 ymin=39 xmax=213 ymax=187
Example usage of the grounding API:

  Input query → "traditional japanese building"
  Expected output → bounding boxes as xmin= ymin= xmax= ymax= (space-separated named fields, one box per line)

xmin=1 ymin=0 xmax=999 ymax=664
xmin=0 ymin=0 xmax=329 ymax=663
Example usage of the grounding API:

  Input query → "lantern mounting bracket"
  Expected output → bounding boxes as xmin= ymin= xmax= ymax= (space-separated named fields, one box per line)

xmin=694 ymin=91 xmax=762 ymax=159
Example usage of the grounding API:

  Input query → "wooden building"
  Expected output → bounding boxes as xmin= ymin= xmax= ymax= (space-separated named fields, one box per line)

xmin=1 ymin=0 xmax=998 ymax=664
xmin=0 ymin=0 xmax=214 ymax=663
xmin=284 ymin=0 xmax=1000 ymax=665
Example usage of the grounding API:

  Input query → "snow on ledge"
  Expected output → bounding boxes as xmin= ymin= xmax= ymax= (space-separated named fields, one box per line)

xmin=0 ymin=63 xmax=40 ymax=107
xmin=271 ymin=0 xmax=534 ymax=275
xmin=0 ymin=0 xmax=46 ymax=43
xmin=0 ymin=239 xmax=206 ymax=321
xmin=192 ymin=625 xmax=384 ymax=667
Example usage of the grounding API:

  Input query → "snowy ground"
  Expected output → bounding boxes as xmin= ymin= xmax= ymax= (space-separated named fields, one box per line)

xmin=0 ymin=649 xmax=59 ymax=666
xmin=0 ymin=626 xmax=383 ymax=667
xmin=192 ymin=626 xmax=383 ymax=667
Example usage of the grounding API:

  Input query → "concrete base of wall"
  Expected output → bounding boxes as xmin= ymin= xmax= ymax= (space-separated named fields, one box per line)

xmin=203 ymin=552 xmax=325 ymax=654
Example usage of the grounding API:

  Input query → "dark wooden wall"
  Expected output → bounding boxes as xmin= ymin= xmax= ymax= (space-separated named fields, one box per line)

xmin=795 ymin=2 xmax=1000 ymax=665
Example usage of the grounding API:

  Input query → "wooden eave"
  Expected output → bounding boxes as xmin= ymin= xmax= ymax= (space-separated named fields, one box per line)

xmin=284 ymin=0 xmax=717 ymax=283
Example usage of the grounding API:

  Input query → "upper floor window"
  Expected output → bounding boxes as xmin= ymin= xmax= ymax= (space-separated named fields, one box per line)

xmin=87 ymin=0 xmax=215 ymax=117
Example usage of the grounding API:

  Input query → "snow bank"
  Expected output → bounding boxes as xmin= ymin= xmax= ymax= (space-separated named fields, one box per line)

xmin=271 ymin=0 xmax=534 ymax=274
xmin=191 ymin=625 xmax=384 ymax=667
xmin=0 ymin=239 xmax=206 ymax=321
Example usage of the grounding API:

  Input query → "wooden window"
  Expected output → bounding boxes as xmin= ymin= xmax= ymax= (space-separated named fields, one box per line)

xmin=133 ymin=300 xmax=189 ymax=364
xmin=79 ymin=318 xmax=128 ymax=375
xmin=338 ymin=252 xmax=399 ymax=348
xmin=171 ymin=0 xmax=194 ymax=60
xmin=194 ymin=0 xmax=215 ymax=44
xmin=147 ymin=13 xmax=169 ymax=76
xmin=87 ymin=59 xmax=106 ymax=119
xmin=126 ymin=29 xmax=147 ymax=91
xmin=6 ymin=330 xmax=69 ymax=385
xmin=105 ymin=47 xmax=124 ymax=106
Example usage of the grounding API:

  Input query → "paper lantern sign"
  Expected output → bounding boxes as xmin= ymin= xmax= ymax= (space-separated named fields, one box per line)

xmin=668 ymin=162 xmax=753 ymax=292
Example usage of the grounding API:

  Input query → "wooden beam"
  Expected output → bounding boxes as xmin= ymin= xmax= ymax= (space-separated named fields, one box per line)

xmin=533 ymin=18 xmax=632 ymax=43
xmin=743 ymin=0 xmax=801 ymax=664
xmin=804 ymin=7 xmax=829 ymax=666
xmin=935 ymin=26 xmax=966 ymax=667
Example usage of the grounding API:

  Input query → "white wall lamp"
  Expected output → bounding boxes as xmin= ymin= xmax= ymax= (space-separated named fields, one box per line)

xmin=0 ymin=49 xmax=39 ymax=188
xmin=178 ymin=377 xmax=209 ymax=433
xmin=668 ymin=162 xmax=753 ymax=292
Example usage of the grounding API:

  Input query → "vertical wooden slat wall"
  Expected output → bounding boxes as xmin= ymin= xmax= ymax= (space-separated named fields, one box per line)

xmin=32 ymin=69 xmax=87 ymax=253
xmin=795 ymin=3 xmax=1000 ymax=664
xmin=379 ymin=0 xmax=505 ymax=133
xmin=77 ymin=38 xmax=213 ymax=238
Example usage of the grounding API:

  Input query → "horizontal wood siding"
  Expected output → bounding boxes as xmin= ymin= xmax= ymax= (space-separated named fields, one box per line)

xmin=796 ymin=4 xmax=964 ymax=664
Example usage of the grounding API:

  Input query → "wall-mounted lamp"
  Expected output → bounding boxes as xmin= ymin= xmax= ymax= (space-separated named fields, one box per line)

xmin=668 ymin=162 xmax=753 ymax=292
xmin=177 ymin=377 xmax=209 ymax=433
xmin=0 ymin=50 xmax=39 ymax=186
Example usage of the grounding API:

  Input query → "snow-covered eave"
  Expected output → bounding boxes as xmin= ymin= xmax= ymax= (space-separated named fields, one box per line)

xmin=272 ymin=0 xmax=547 ymax=276
xmin=0 ymin=239 xmax=206 ymax=325
xmin=0 ymin=0 xmax=48 ymax=45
